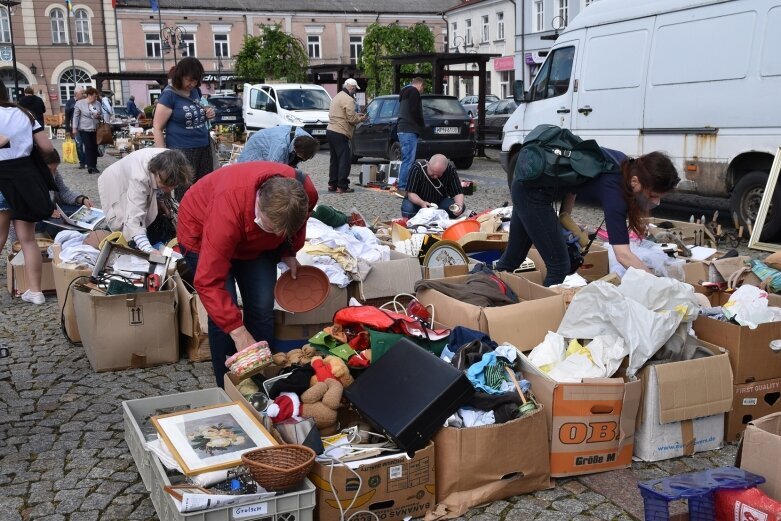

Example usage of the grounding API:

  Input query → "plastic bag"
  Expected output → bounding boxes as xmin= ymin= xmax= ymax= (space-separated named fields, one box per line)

xmin=527 ymin=332 xmax=627 ymax=382
xmin=62 ymin=137 xmax=78 ymax=164
xmin=715 ymin=487 xmax=781 ymax=521
xmin=722 ymin=284 xmax=781 ymax=328
xmin=605 ymin=239 xmax=683 ymax=279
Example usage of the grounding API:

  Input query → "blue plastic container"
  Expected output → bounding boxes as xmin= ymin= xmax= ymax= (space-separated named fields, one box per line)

xmin=638 ymin=466 xmax=765 ymax=521
xmin=468 ymin=250 xmax=501 ymax=264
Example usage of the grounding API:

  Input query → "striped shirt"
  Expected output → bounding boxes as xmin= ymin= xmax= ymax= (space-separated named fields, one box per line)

xmin=406 ymin=161 xmax=463 ymax=206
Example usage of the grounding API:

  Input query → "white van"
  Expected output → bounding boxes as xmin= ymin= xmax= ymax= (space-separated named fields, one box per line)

xmin=242 ymin=83 xmax=332 ymax=141
xmin=501 ymin=0 xmax=781 ymax=235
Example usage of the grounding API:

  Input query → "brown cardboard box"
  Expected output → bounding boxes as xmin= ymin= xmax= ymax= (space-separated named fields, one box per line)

xmin=174 ymin=275 xmax=210 ymax=362
xmin=51 ymin=246 xmax=92 ymax=343
xmin=309 ymin=442 xmax=436 ymax=521
xmin=351 ymin=250 xmax=421 ymax=302
xmin=517 ymin=352 xmax=642 ymax=477
xmin=415 ymin=272 xmax=565 ymax=351
xmin=72 ymin=279 xmax=179 ymax=371
xmin=738 ymin=412 xmax=781 ymax=501
xmin=527 ymin=244 xmax=610 ymax=282
xmin=6 ymin=252 xmax=57 ymax=297
xmin=725 ymin=378 xmax=781 ymax=442
xmin=634 ymin=349 xmax=733 ymax=461
xmin=644 ymin=217 xmax=717 ymax=246
xmin=275 ymin=284 xmax=349 ymax=326
xmin=432 ymin=407 xmax=552 ymax=518
xmin=692 ymin=292 xmax=781 ymax=383
xmin=273 ymin=321 xmax=331 ymax=352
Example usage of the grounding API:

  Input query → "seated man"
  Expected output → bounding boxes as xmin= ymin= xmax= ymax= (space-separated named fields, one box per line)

xmin=401 ymin=154 xmax=466 ymax=219
xmin=238 ymin=125 xmax=319 ymax=166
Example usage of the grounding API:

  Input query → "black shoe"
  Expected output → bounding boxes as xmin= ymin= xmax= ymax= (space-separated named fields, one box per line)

xmin=336 ymin=187 xmax=355 ymax=193
xmin=92 ymin=168 xmax=100 ymax=174
xmin=327 ymin=185 xmax=337 ymax=192
xmin=78 ymin=164 xmax=86 ymax=169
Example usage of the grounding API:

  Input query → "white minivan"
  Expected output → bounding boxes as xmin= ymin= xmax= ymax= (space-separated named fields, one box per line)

xmin=501 ymin=0 xmax=781 ymax=235
xmin=242 ymin=83 xmax=332 ymax=141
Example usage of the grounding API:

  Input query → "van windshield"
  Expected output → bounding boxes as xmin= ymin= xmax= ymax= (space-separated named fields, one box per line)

xmin=276 ymin=89 xmax=332 ymax=111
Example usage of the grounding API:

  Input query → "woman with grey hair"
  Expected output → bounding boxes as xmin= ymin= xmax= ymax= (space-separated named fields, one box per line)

xmin=98 ymin=148 xmax=193 ymax=253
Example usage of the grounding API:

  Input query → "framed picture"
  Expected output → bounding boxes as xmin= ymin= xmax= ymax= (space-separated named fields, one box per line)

xmin=152 ymin=401 xmax=277 ymax=475
xmin=749 ymin=147 xmax=781 ymax=252
xmin=163 ymin=485 xmax=211 ymax=502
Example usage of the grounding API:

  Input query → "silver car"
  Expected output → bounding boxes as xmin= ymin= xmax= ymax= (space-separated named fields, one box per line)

xmin=459 ymin=94 xmax=499 ymax=117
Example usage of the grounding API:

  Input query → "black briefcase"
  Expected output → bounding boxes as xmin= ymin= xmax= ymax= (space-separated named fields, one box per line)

xmin=344 ymin=337 xmax=475 ymax=454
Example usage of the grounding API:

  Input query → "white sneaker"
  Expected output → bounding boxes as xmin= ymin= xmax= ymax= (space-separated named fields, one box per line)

xmin=21 ymin=290 xmax=45 ymax=305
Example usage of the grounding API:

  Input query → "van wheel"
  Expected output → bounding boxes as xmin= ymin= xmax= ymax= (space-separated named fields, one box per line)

xmin=453 ymin=156 xmax=473 ymax=169
xmin=730 ymin=170 xmax=781 ymax=240
xmin=389 ymin=141 xmax=402 ymax=161
xmin=506 ymin=150 xmax=519 ymax=188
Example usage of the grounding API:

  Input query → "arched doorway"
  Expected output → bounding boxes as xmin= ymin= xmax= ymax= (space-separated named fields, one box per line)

xmin=58 ymin=67 xmax=92 ymax=105
xmin=0 ymin=68 xmax=30 ymax=99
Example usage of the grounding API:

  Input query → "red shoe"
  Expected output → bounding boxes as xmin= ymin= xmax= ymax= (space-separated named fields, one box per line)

xmin=336 ymin=187 xmax=355 ymax=193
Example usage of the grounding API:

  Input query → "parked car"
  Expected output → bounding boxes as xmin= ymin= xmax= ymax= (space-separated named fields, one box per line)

xmin=242 ymin=83 xmax=331 ymax=141
xmin=209 ymin=93 xmax=244 ymax=129
xmin=460 ymin=94 xmax=499 ymax=117
xmin=352 ymin=94 xmax=476 ymax=169
xmin=482 ymin=98 xmax=517 ymax=147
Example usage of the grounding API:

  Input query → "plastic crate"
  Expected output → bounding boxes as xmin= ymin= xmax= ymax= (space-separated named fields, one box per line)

xmin=122 ymin=388 xmax=232 ymax=491
xmin=149 ymin=452 xmax=316 ymax=521
xmin=638 ymin=466 xmax=765 ymax=521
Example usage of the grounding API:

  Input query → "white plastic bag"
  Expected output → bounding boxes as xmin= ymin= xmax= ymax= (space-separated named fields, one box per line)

xmin=723 ymin=285 xmax=781 ymax=328
xmin=606 ymin=239 xmax=686 ymax=279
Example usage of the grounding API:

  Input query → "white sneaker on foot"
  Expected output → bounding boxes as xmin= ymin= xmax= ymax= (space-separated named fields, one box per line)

xmin=21 ymin=290 xmax=45 ymax=305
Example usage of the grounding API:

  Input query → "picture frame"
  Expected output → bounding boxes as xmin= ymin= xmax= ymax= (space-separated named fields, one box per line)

xmin=749 ymin=147 xmax=781 ymax=252
xmin=163 ymin=484 xmax=212 ymax=502
xmin=152 ymin=401 xmax=277 ymax=475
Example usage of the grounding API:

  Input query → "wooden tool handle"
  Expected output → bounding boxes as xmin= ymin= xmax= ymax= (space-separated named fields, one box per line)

xmin=505 ymin=366 xmax=528 ymax=405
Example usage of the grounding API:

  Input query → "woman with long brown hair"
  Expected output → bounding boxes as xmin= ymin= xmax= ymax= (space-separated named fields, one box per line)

xmin=495 ymin=149 xmax=680 ymax=286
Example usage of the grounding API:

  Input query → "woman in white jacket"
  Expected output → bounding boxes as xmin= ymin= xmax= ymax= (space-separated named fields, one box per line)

xmin=97 ymin=148 xmax=192 ymax=253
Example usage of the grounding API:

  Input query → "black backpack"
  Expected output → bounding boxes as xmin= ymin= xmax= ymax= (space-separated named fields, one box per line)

xmin=514 ymin=124 xmax=614 ymax=188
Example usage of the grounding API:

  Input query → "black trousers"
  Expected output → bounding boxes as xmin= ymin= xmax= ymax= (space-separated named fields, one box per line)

xmin=326 ymin=130 xmax=351 ymax=189
xmin=79 ymin=130 xmax=98 ymax=169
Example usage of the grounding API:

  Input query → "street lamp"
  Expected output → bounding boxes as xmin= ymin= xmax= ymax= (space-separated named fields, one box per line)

xmin=0 ymin=0 xmax=21 ymax=100
xmin=217 ymin=55 xmax=223 ymax=92
xmin=160 ymin=25 xmax=187 ymax=65
xmin=29 ymin=63 xmax=36 ymax=76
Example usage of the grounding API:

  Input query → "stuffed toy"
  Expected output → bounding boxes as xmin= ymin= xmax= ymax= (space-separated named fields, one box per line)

xmin=310 ymin=355 xmax=354 ymax=388
xmin=266 ymin=392 xmax=301 ymax=424
xmin=300 ymin=378 xmax=343 ymax=435
xmin=271 ymin=345 xmax=317 ymax=368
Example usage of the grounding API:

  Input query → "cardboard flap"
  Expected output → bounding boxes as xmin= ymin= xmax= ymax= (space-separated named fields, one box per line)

xmin=175 ymin=274 xmax=195 ymax=336
xmin=359 ymin=251 xmax=422 ymax=300
xmin=654 ymin=352 xmax=733 ymax=424
xmin=619 ymin=379 xmax=642 ymax=440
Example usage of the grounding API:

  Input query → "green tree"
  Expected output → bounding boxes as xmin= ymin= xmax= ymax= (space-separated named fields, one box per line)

xmin=235 ymin=24 xmax=309 ymax=82
xmin=359 ymin=23 xmax=435 ymax=98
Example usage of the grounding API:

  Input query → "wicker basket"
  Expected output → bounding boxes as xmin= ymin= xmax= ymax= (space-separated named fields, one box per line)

xmin=241 ymin=445 xmax=316 ymax=491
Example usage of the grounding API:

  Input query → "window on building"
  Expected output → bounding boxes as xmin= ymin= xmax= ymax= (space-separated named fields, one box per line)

xmin=180 ymin=33 xmax=196 ymax=57
xmin=50 ymin=8 xmax=67 ymax=44
xmin=465 ymin=19 xmax=472 ymax=46
xmin=214 ymin=34 xmax=229 ymax=58
xmin=0 ymin=9 xmax=11 ymax=44
xmin=499 ymin=70 xmax=515 ymax=99
xmin=558 ymin=0 xmax=569 ymax=28
xmin=59 ymin=68 xmax=91 ymax=105
xmin=307 ymin=35 xmax=321 ymax=59
xmin=74 ymin=9 xmax=91 ymax=44
xmin=497 ymin=12 xmax=505 ymax=40
xmin=464 ymin=77 xmax=474 ymax=96
xmin=486 ymin=70 xmax=493 ymax=98
xmin=585 ymin=0 xmax=598 ymax=5
xmin=0 ymin=69 xmax=28 ymax=99
xmin=481 ymin=15 xmax=489 ymax=43
xmin=349 ymin=35 xmax=362 ymax=65
xmin=534 ymin=0 xmax=544 ymax=32
xmin=145 ymin=33 xmax=161 ymax=57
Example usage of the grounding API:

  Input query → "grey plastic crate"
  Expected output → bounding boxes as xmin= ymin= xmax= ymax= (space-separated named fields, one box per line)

xmin=122 ymin=388 xmax=232 ymax=492
xmin=149 ymin=452 xmax=316 ymax=521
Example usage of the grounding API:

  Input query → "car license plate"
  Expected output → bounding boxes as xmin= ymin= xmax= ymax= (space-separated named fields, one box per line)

xmin=435 ymin=127 xmax=459 ymax=135
xmin=222 ymin=116 xmax=237 ymax=121
xmin=312 ymin=129 xmax=326 ymax=135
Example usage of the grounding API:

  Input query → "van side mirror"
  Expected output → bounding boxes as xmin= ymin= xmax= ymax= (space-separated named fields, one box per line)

xmin=513 ymin=80 xmax=526 ymax=103
xmin=265 ymin=100 xmax=277 ymax=113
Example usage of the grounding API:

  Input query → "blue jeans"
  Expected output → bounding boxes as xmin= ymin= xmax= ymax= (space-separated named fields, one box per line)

xmin=401 ymin=196 xmax=459 ymax=219
xmin=180 ymin=247 xmax=277 ymax=388
xmin=74 ymin=133 xmax=86 ymax=166
xmin=494 ymin=180 xmax=569 ymax=286
xmin=397 ymin=132 xmax=418 ymax=190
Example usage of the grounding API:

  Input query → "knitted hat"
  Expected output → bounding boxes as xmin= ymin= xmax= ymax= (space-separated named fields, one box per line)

xmin=266 ymin=392 xmax=301 ymax=423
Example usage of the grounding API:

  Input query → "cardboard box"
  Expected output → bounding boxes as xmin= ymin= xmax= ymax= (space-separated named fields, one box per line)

xmin=527 ymin=244 xmax=610 ymax=282
xmin=738 ymin=412 xmax=781 ymax=501
xmin=51 ymin=247 xmax=92 ymax=343
xmin=692 ymin=292 xmax=781 ymax=383
xmin=309 ymin=442 xmax=436 ymax=521
xmin=275 ymin=284 xmax=348 ymax=326
xmin=416 ymin=272 xmax=565 ymax=351
xmin=351 ymin=251 xmax=421 ymax=303
xmin=174 ymin=274 xmax=210 ymax=362
xmin=644 ymin=217 xmax=717 ymax=246
xmin=725 ymin=377 xmax=781 ymax=442
xmin=6 ymin=252 xmax=57 ymax=297
xmin=433 ymin=407 xmax=552 ymax=517
xmin=517 ymin=352 xmax=642 ymax=477
xmin=72 ymin=279 xmax=179 ymax=371
xmin=634 ymin=349 xmax=733 ymax=462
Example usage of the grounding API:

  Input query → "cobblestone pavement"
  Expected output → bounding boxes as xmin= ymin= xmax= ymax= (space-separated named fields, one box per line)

xmin=0 ymin=143 xmax=743 ymax=521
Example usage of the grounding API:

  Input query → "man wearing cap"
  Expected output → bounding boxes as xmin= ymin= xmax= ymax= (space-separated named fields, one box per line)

xmin=326 ymin=78 xmax=366 ymax=193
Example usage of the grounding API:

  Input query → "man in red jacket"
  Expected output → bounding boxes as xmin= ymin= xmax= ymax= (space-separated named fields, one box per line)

xmin=177 ymin=162 xmax=318 ymax=387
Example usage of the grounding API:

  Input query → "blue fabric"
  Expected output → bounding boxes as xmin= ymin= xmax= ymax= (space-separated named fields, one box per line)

xmin=181 ymin=245 xmax=277 ymax=388
xmin=448 ymin=326 xmax=498 ymax=353
xmin=495 ymin=180 xmax=570 ymax=286
xmin=466 ymin=352 xmax=506 ymax=395
xmin=158 ymin=88 xmax=210 ymax=149
xmin=573 ymin=148 xmax=630 ymax=245
xmin=126 ymin=100 xmax=141 ymax=118
xmin=397 ymin=132 xmax=418 ymax=189
xmin=238 ymin=126 xmax=312 ymax=164
xmin=74 ymin=133 xmax=86 ymax=166
xmin=0 ymin=191 xmax=9 ymax=211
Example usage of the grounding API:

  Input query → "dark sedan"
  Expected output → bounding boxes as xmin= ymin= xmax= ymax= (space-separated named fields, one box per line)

xmin=352 ymin=94 xmax=476 ymax=169
xmin=482 ymin=98 xmax=517 ymax=148
xmin=209 ymin=94 xmax=244 ymax=129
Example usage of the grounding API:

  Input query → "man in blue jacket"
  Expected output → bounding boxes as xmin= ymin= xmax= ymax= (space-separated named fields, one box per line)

xmin=237 ymin=125 xmax=319 ymax=166
xmin=396 ymin=77 xmax=425 ymax=191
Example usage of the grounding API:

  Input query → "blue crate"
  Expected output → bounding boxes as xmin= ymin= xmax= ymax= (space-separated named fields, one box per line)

xmin=638 ymin=466 xmax=765 ymax=521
